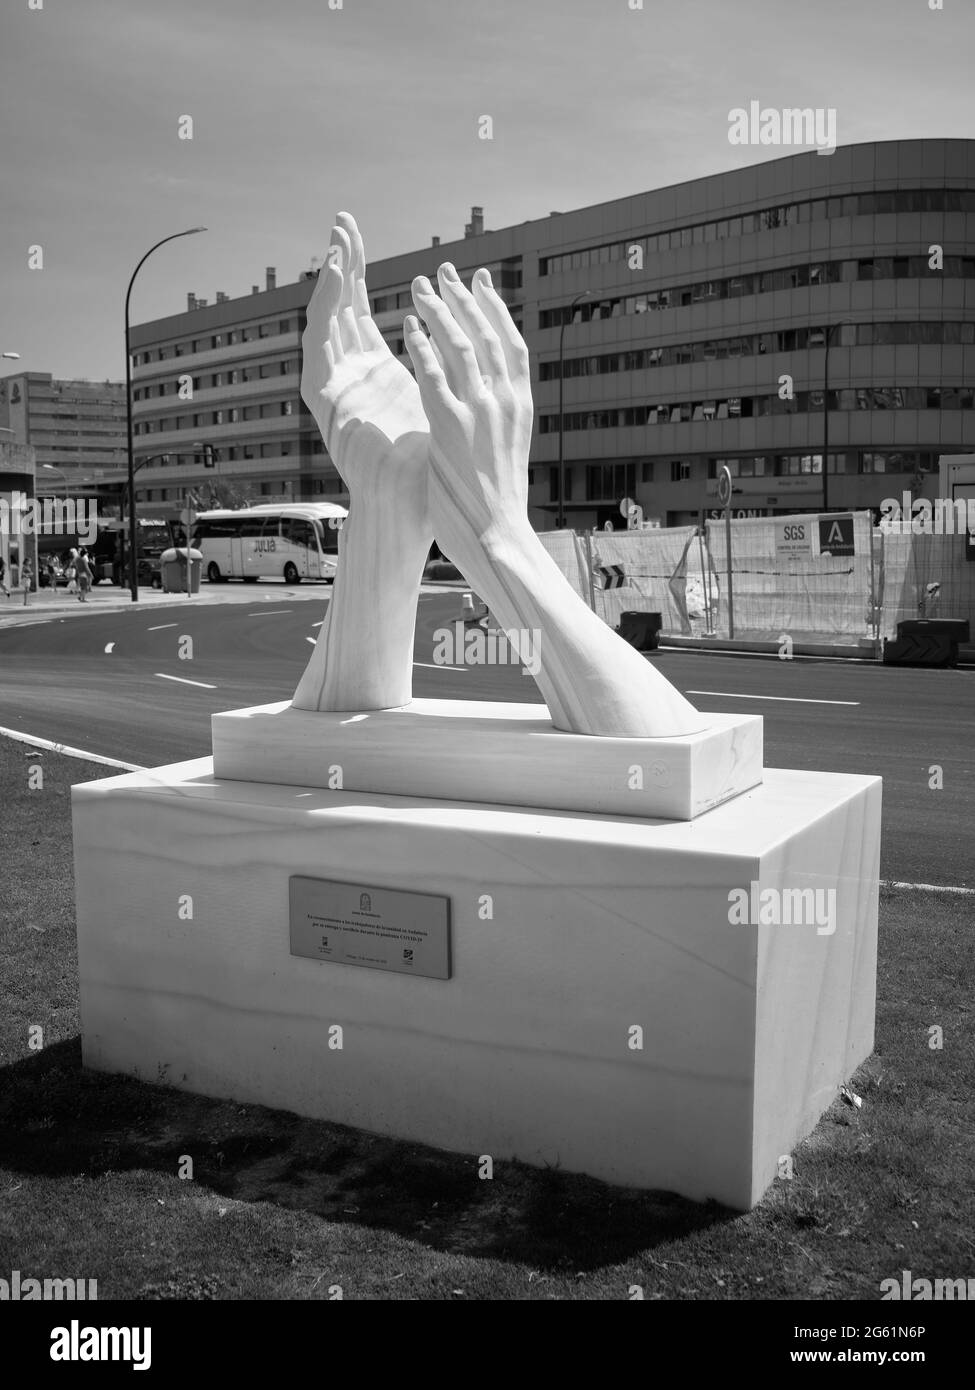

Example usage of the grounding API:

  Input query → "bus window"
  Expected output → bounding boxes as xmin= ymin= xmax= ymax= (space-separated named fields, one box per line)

xmin=238 ymin=517 xmax=265 ymax=537
xmin=284 ymin=518 xmax=317 ymax=550
xmin=319 ymin=519 xmax=339 ymax=554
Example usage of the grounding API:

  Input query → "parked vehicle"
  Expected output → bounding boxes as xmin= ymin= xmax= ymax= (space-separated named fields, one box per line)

xmin=191 ymin=503 xmax=347 ymax=584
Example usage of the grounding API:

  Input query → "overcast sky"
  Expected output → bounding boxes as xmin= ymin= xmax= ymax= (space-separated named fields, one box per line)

xmin=1 ymin=0 xmax=972 ymax=381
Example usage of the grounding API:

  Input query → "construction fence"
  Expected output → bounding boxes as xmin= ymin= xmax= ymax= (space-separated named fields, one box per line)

xmin=537 ymin=513 xmax=975 ymax=646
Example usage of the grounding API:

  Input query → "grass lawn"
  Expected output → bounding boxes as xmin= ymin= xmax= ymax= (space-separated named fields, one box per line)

xmin=1 ymin=735 xmax=972 ymax=1300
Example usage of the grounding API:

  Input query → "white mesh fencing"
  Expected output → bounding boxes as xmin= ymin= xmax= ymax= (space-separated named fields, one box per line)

xmin=536 ymin=529 xmax=590 ymax=602
xmin=537 ymin=516 xmax=974 ymax=645
xmin=877 ymin=528 xmax=975 ymax=636
xmin=704 ymin=513 xmax=877 ymax=641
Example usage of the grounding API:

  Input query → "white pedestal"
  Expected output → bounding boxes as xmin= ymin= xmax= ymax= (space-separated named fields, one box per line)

xmin=72 ymin=758 xmax=880 ymax=1210
xmin=212 ymin=699 xmax=764 ymax=821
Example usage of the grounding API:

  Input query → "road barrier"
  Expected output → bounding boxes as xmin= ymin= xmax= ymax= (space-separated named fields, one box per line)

xmin=538 ymin=514 xmax=975 ymax=652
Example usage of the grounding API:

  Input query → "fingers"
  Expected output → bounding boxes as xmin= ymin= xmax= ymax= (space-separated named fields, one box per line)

xmin=471 ymin=268 xmax=530 ymax=381
xmin=304 ymin=223 xmax=351 ymax=348
xmin=328 ymin=317 xmax=344 ymax=365
xmin=336 ymin=211 xmax=365 ymax=282
xmin=403 ymin=313 xmax=458 ymax=418
xmin=305 ymin=256 xmax=343 ymax=338
xmin=411 ymin=276 xmax=484 ymax=400
xmin=437 ymin=264 xmax=507 ymax=384
xmin=338 ymin=305 xmax=362 ymax=355
xmin=330 ymin=225 xmax=355 ymax=316
xmin=353 ymin=277 xmax=386 ymax=353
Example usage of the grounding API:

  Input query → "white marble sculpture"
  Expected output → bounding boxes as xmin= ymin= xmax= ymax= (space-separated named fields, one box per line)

xmin=293 ymin=213 xmax=706 ymax=739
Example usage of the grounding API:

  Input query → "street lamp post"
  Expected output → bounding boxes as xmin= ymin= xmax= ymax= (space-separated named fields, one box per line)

xmin=557 ymin=290 xmax=593 ymax=529
xmin=125 ymin=227 xmax=206 ymax=601
xmin=119 ymin=452 xmax=169 ymax=585
xmin=39 ymin=463 xmax=68 ymax=492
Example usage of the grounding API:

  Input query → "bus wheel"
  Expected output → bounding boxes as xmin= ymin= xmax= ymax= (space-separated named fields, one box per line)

xmin=207 ymin=562 xmax=223 ymax=583
xmin=283 ymin=563 xmax=300 ymax=585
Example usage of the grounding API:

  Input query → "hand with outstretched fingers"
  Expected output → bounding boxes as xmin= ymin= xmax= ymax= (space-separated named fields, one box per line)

xmin=405 ymin=267 xmax=707 ymax=739
xmin=293 ymin=213 xmax=433 ymax=713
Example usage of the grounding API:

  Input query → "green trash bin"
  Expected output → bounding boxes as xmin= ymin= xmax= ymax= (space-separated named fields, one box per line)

xmin=160 ymin=547 xmax=203 ymax=593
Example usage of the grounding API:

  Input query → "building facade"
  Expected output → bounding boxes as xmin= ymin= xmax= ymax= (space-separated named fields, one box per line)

xmin=0 ymin=438 xmax=37 ymax=586
xmin=128 ymin=139 xmax=975 ymax=528
xmin=0 ymin=373 xmax=126 ymax=493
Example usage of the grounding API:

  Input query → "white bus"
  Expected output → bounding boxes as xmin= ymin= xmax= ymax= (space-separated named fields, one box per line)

xmin=191 ymin=503 xmax=348 ymax=584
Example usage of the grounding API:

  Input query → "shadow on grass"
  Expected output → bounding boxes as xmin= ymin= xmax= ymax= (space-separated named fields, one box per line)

xmin=0 ymin=1037 xmax=733 ymax=1272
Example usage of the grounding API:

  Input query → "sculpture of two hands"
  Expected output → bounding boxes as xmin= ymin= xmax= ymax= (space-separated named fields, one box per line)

xmin=293 ymin=213 xmax=704 ymax=739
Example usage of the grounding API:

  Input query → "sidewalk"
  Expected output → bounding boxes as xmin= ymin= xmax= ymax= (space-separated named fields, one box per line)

xmin=0 ymin=579 xmax=461 ymax=626
xmin=0 ymin=582 xmax=319 ymax=624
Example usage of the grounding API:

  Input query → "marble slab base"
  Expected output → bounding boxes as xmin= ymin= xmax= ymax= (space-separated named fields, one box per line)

xmin=72 ymin=761 xmax=880 ymax=1210
xmin=211 ymin=699 xmax=763 ymax=820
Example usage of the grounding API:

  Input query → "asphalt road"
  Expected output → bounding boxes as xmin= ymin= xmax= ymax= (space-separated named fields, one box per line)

xmin=1 ymin=587 xmax=972 ymax=888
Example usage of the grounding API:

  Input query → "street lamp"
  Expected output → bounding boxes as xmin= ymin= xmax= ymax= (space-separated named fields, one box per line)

xmin=39 ymin=463 xmax=69 ymax=493
xmin=125 ymin=226 xmax=207 ymax=601
xmin=119 ymin=452 xmax=170 ymax=584
xmin=820 ymin=319 xmax=855 ymax=513
xmin=557 ymin=290 xmax=593 ymax=529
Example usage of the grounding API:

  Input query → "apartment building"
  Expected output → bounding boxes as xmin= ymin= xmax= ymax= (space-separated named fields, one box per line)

xmin=128 ymin=139 xmax=975 ymax=528
xmin=0 ymin=373 xmax=126 ymax=491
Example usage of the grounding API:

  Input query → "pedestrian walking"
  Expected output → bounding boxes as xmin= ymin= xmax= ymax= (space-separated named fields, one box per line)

xmin=20 ymin=556 xmax=33 ymax=606
xmin=73 ymin=547 xmax=93 ymax=602
xmin=0 ymin=553 xmax=9 ymax=598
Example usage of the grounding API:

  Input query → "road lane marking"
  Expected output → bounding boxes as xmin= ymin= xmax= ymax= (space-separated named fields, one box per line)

xmin=0 ymin=725 xmax=145 ymax=771
xmin=882 ymin=880 xmax=975 ymax=896
xmin=686 ymin=690 xmax=860 ymax=706
xmin=148 ymin=623 xmax=178 ymax=631
xmin=104 ymin=642 xmax=115 ymax=653
xmin=248 ymin=610 xmax=292 ymax=616
xmin=306 ymin=637 xmax=316 ymax=645
xmin=414 ymin=661 xmax=467 ymax=671
xmin=154 ymin=673 xmax=217 ymax=689
xmin=311 ymin=621 xmax=324 ymax=628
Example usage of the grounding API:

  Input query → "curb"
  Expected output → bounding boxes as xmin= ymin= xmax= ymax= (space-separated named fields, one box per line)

xmin=659 ymin=634 xmax=882 ymax=660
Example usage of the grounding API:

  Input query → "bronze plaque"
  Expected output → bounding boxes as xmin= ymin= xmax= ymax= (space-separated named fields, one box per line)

xmin=289 ymin=876 xmax=451 ymax=980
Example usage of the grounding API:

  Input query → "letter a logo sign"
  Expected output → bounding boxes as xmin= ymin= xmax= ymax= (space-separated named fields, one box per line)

xmin=818 ymin=515 xmax=855 ymax=557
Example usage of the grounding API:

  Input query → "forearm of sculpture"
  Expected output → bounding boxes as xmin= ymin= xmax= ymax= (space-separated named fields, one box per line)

xmin=292 ymin=505 xmax=432 ymax=712
xmin=459 ymin=519 xmax=707 ymax=738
